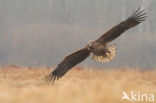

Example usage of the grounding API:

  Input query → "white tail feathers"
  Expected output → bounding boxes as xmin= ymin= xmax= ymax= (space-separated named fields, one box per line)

xmin=92 ymin=45 xmax=116 ymax=63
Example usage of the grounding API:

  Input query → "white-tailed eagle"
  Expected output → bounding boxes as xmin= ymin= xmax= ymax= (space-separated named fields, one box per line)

xmin=43 ymin=7 xmax=147 ymax=84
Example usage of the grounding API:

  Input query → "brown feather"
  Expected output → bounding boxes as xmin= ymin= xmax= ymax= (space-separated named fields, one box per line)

xmin=96 ymin=7 xmax=147 ymax=44
xmin=42 ymin=47 xmax=90 ymax=84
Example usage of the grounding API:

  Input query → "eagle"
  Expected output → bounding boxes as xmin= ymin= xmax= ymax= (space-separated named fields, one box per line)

xmin=43 ymin=7 xmax=147 ymax=84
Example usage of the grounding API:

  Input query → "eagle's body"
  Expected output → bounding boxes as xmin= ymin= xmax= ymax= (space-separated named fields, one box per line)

xmin=86 ymin=41 xmax=116 ymax=62
xmin=43 ymin=7 xmax=147 ymax=84
xmin=87 ymin=41 xmax=107 ymax=56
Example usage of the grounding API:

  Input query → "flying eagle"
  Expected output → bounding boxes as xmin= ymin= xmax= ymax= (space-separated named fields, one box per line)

xmin=43 ymin=7 xmax=147 ymax=84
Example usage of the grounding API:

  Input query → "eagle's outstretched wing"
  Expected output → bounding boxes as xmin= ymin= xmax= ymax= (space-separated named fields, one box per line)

xmin=42 ymin=48 xmax=90 ymax=84
xmin=97 ymin=7 xmax=147 ymax=44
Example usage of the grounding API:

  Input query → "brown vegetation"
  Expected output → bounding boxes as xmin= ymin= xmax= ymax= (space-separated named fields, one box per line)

xmin=0 ymin=66 xmax=155 ymax=103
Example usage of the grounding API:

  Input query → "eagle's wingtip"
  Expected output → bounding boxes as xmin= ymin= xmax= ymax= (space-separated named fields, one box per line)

xmin=41 ymin=72 xmax=60 ymax=85
xmin=130 ymin=7 xmax=147 ymax=23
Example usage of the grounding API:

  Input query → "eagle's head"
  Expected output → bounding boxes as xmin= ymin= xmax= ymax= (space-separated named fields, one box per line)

xmin=86 ymin=40 xmax=99 ymax=50
xmin=88 ymin=40 xmax=95 ymax=46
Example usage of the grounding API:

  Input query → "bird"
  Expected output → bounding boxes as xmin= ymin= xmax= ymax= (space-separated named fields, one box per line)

xmin=42 ymin=7 xmax=147 ymax=84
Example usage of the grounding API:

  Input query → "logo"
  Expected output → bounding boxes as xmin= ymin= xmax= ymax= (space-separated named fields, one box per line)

xmin=121 ymin=91 xmax=155 ymax=102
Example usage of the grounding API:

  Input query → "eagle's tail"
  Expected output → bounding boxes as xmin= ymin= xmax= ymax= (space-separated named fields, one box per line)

xmin=92 ymin=45 xmax=116 ymax=63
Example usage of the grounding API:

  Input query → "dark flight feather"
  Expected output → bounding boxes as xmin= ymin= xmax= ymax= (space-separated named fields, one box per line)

xmin=97 ymin=7 xmax=147 ymax=44
xmin=42 ymin=48 xmax=90 ymax=84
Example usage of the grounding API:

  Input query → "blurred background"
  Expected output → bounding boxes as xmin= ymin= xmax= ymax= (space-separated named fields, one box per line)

xmin=0 ymin=0 xmax=155 ymax=68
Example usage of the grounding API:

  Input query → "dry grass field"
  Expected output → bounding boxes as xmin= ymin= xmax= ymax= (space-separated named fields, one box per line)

xmin=0 ymin=65 xmax=155 ymax=103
